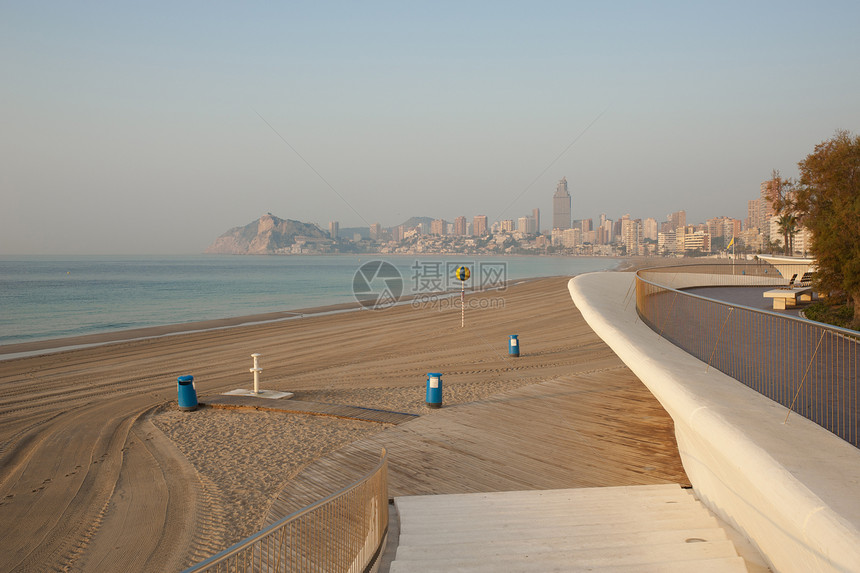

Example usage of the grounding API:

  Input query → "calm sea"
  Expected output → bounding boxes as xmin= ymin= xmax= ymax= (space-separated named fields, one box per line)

xmin=0 ymin=254 xmax=618 ymax=347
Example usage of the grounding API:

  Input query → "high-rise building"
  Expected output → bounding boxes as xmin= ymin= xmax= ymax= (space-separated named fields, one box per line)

xmin=430 ymin=219 xmax=447 ymax=235
xmin=552 ymin=177 xmax=571 ymax=230
xmin=562 ymin=227 xmax=581 ymax=248
xmin=643 ymin=217 xmax=658 ymax=241
xmin=597 ymin=218 xmax=613 ymax=245
xmin=532 ymin=208 xmax=540 ymax=234
xmin=517 ymin=216 xmax=537 ymax=234
xmin=369 ymin=222 xmax=382 ymax=241
xmin=329 ymin=221 xmax=339 ymax=240
xmin=500 ymin=219 xmax=515 ymax=232
xmin=621 ymin=217 xmax=642 ymax=255
xmin=706 ymin=216 xmax=743 ymax=240
xmin=747 ymin=199 xmax=761 ymax=230
xmin=759 ymin=180 xmax=777 ymax=239
xmin=453 ymin=216 xmax=467 ymax=236
xmin=473 ymin=215 xmax=488 ymax=236
xmin=667 ymin=210 xmax=686 ymax=232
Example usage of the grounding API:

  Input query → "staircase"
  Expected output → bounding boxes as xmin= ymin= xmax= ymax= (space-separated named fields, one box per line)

xmin=388 ymin=484 xmax=750 ymax=572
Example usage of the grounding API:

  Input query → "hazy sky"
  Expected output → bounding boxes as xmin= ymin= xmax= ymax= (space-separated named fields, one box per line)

xmin=2 ymin=1 xmax=859 ymax=254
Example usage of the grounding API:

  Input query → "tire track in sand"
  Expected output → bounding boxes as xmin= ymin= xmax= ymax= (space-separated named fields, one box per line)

xmin=69 ymin=412 xmax=228 ymax=572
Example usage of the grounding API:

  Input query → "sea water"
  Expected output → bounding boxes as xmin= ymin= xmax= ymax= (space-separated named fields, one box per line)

xmin=0 ymin=254 xmax=618 ymax=346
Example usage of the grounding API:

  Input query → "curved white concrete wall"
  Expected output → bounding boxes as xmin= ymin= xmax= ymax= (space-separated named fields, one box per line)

xmin=637 ymin=271 xmax=785 ymax=290
xmin=569 ymin=272 xmax=860 ymax=573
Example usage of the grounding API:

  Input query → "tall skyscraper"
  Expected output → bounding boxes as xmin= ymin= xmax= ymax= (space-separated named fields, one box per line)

xmin=454 ymin=216 xmax=467 ymax=236
xmin=329 ymin=221 xmax=339 ymax=240
xmin=532 ymin=208 xmax=540 ymax=234
xmin=473 ymin=215 xmax=488 ymax=236
xmin=552 ymin=177 xmax=571 ymax=230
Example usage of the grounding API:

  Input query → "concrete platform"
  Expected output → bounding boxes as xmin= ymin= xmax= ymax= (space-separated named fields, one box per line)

xmin=389 ymin=484 xmax=749 ymax=572
xmin=222 ymin=388 xmax=294 ymax=399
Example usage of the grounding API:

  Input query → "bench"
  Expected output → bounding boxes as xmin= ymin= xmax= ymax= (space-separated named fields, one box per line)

xmin=763 ymin=287 xmax=814 ymax=310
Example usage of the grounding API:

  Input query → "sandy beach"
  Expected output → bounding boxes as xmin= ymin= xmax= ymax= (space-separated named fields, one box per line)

xmin=0 ymin=271 xmax=680 ymax=571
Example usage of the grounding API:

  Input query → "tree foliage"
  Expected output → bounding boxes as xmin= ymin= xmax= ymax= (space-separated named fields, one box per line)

xmin=795 ymin=130 xmax=860 ymax=325
xmin=776 ymin=213 xmax=798 ymax=255
xmin=766 ymin=170 xmax=800 ymax=255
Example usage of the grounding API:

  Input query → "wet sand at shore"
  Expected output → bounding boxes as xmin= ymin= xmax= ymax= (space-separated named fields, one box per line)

xmin=0 ymin=266 xmax=685 ymax=571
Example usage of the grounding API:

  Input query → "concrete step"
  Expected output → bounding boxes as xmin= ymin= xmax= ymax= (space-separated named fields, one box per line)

xmin=389 ymin=541 xmax=742 ymax=571
xmin=397 ymin=515 xmax=723 ymax=546
xmin=394 ymin=484 xmax=694 ymax=511
xmin=389 ymin=555 xmax=748 ymax=573
xmin=396 ymin=495 xmax=704 ymax=519
xmin=389 ymin=485 xmax=749 ymax=572
xmin=394 ymin=527 xmax=729 ymax=559
xmin=398 ymin=505 xmax=718 ymax=535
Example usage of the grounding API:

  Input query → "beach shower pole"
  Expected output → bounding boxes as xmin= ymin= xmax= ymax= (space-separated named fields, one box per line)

xmin=250 ymin=353 xmax=262 ymax=394
xmin=455 ymin=266 xmax=470 ymax=328
xmin=461 ymin=282 xmax=465 ymax=327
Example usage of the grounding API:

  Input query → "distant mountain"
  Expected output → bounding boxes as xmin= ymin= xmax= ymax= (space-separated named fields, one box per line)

xmin=339 ymin=227 xmax=370 ymax=240
xmin=398 ymin=216 xmax=436 ymax=229
xmin=204 ymin=213 xmax=328 ymax=254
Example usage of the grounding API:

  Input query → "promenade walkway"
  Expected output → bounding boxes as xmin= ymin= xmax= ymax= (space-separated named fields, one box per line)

xmin=569 ymin=271 xmax=860 ymax=572
xmin=391 ymin=485 xmax=748 ymax=572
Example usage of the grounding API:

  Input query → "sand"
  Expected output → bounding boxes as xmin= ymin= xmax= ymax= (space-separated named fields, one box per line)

xmin=0 ymin=268 xmax=677 ymax=571
xmin=149 ymin=404 xmax=386 ymax=543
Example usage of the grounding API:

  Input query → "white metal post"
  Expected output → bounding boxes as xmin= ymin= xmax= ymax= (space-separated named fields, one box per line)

xmin=250 ymin=353 xmax=262 ymax=394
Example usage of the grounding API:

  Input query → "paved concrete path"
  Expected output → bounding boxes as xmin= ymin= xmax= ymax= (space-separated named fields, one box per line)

xmin=389 ymin=484 xmax=749 ymax=572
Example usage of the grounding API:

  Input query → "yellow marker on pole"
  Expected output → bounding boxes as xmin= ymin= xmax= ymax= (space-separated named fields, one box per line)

xmin=455 ymin=266 xmax=470 ymax=327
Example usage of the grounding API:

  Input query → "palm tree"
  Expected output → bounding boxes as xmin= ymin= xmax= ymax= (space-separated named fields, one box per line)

xmin=777 ymin=214 xmax=798 ymax=255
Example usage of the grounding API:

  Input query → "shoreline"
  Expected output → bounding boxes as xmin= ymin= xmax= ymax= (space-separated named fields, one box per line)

xmin=0 ymin=256 xmax=699 ymax=360
xmin=0 ymin=281 xmax=533 ymax=360
xmin=1 ymin=256 xmax=637 ymax=359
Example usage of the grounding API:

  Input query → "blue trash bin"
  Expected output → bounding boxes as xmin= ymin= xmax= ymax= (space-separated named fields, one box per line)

xmin=509 ymin=334 xmax=520 ymax=357
xmin=177 ymin=375 xmax=198 ymax=411
xmin=425 ymin=372 xmax=443 ymax=408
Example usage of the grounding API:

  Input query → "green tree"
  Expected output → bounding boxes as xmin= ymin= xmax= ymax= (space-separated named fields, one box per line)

xmin=776 ymin=213 xmax=798 ymax=255
xmin=766 ymin=170 xmax=800 ymax=254
xmin=795 ymin=130 xmax=860 ymax=326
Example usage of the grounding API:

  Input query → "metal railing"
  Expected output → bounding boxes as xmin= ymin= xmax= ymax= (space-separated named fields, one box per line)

xmin=184 ymin=448 xmax=389 ymax=573
xmin=635 ymin=262 xmax=859 ymax=448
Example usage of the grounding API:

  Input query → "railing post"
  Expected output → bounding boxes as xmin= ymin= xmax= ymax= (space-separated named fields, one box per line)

xmin=634 ymin=262 xmax=858 ymax=449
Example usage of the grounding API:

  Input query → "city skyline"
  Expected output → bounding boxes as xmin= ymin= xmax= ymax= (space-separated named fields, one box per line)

xmin=2 ymin=2 xmax=859 ymax=254
xmin=325 ymin=173 xmax=759 ymax=238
